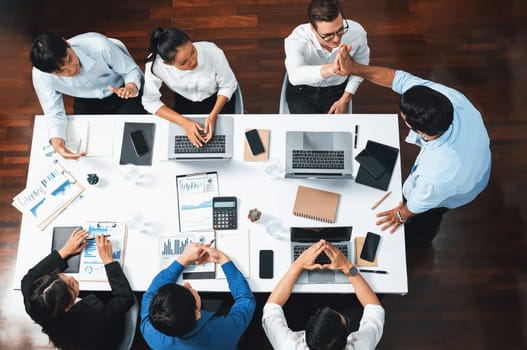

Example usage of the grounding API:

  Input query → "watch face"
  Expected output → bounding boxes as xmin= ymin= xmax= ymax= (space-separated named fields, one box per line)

xmin=349 ymin=266 xmax=358 ymax=276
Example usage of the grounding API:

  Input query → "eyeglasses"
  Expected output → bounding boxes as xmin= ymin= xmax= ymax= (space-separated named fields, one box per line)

xmin=315 ymin=21 xmax=349 ymax=42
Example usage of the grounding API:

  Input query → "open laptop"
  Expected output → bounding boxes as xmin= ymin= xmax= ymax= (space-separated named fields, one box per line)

xmin=290 ymin=226 xmax=353 ymax=284
xmin=167 ymin=116 xmax=234 ymax=160
xmin=285 ymin=131 xmax=353 ymax=179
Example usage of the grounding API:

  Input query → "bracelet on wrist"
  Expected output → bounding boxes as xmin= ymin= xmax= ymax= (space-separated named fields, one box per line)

xmin=396 ymin=209 xmax=406 ymax=224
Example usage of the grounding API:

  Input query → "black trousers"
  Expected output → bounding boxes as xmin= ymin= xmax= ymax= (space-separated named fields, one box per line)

xmin=173 ymin=92 xmax=235 ymax=114
xmin=405 ymin=203 xmax=449 ymax=244
xmin=73 ymin=92 xmax=146 ymax=114
xmin=286 ymin=80 xmax=347 ymax=114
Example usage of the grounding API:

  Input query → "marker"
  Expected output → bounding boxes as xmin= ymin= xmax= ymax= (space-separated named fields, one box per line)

xmin=354 ymin=125 xmax=359 ymax=149
xmin=359 ymin=269 xmax=388 ymax=274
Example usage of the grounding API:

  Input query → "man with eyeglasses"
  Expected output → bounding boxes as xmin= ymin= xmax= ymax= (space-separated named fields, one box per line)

xmin=262 ymin=240 xmax=384 ymax=350
xmin=284 ymin=0 xmax=370 ymax=114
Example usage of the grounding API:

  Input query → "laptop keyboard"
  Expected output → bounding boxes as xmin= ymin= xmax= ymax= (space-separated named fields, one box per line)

xmin=292 ymin=150 xmax=345 ymax=169
xmin=293 ymin=243 xmax=349 ymax=265
xmin=174 ymin=135 xmax=226 ymax=154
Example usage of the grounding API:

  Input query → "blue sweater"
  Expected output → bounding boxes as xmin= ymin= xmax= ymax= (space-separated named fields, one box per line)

xmin=141 ymin=260 xmax=255 ymax=350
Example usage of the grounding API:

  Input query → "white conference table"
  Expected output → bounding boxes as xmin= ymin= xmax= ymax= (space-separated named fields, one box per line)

xmin=14 ymin=114 xmax=408 ymax=295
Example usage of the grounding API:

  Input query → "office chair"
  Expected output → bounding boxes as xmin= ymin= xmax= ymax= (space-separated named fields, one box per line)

xmin=279 ymin=72 xmax=353 ymax=114
xmin=117 ymin=296 xmax=139 ymax=350
xmin=234 ymin=87 xmax=245 ymax=114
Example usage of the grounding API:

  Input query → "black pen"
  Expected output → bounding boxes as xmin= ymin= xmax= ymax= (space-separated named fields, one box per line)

xmin=209 ymin=239 xmax=215 ymax=245
xmin=354 ymin=125 xmax=359 ymax=149
xmin=86 ymin=234 xmax=111 ymax=240
xmin=359 ymin=269 xmax=388 ymax=274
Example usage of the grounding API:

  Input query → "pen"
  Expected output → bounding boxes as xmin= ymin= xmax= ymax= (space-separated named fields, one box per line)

xmin=209 ymin=239 xmax=216 ymax=245
xmin=354 ymin=125 xmax=359 ymax=149
xmin=371 ymin=191 xmax=392 ymax=210
xmin=86 ymin=234 xmax=111 ymax=240
xmin=359 ymin=269 xmax=388 ymax=274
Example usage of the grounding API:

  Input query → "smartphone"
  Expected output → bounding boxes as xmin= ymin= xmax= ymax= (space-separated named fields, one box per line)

xmin=130 ymin=129 xmax=150 ymax=156
xmin=355 ymin=149 xmax=386 ymax=178
xmin=360 ymin=232 xmax=381 ymax=262
xmin=259 ymin=250 xmax=274 ymax=279
xmin=245 ymin=129 xmax=265 ymax=156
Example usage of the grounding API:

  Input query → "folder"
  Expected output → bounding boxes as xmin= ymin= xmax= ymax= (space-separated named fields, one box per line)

xmin=355 ymin=140 xmax=399 ymax=191
xmin=52 ymin=226 xmax=83 ymax=273
xmin=119 ymin=122 xmax=155 ymax=166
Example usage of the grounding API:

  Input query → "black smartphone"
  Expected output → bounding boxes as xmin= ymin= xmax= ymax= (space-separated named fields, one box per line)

xmin=355 ymin=149 xmax=386 ymax=179
xmin=259 ymin=250 xmax=274 ymax=279
xmin=360 ymin=232 xmax=381 ymax=262
xmin=245 ymin=129 xmax=265 ymax=156
xmin=130 ymin=129 xmax=150 ymax=156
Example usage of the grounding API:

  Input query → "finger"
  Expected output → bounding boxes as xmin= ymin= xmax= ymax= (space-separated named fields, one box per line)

xmin=376 ymin=209 xmax=391 ymax=217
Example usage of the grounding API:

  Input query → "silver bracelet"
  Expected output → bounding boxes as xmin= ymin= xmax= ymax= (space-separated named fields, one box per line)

xmin=396 ymin=209 xmax=406 ymax=224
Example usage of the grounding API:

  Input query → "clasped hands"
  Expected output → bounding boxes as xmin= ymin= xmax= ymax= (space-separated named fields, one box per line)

xmin=109 ymin=82 xmax=138 ymax=99
xmin=177 ymin=242 xmax=228 ymax=266
xmin=182 ymin=116 xmax=216 ymax=148
xmin=294 ymin=240 xmax=352 ymax=274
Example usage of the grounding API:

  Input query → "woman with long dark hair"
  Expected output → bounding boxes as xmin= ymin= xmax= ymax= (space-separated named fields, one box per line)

xmin=142 ymin=27 xmax=238 ymax=148
xmin=21 ymin=228 xmax=134 ymax=350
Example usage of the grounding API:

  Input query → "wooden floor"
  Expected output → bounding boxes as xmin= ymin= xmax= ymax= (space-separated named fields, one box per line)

xmin=1 ymin=0 xmax=526 ymax=349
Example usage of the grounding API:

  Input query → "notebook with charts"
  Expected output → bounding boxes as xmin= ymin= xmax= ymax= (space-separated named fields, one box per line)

xmin=167 ymin=116 xmax=233 ymax=160
xmin=290 ymin=226 xmax=353 ymax=284
xmin=285 ymin=131 xmax=353 ymax=179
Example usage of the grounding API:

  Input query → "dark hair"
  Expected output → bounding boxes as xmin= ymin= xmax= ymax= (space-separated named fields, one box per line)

xmin=149 ymin=283 xmax=198 ymax=337
xmin=30 ymin=33 xmax=68 ymax=73
xmin=28 ymin=272 xmax=77 ymax=349
xmin=145 ymin=26 xmax=190 ymax=75
xmin=308 ymin=0 xmax=343 ymax=28
xmin=399 ymin=85 xmax=454 ymax=136
xmin=306 ymin=307 xmax=348 ymax=350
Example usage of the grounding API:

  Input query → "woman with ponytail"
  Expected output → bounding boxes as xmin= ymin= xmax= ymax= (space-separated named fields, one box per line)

xmin=21 ymin=228 xmax=134 ymax=350
xmin=142 ymin=27 xmax=238 ymax=148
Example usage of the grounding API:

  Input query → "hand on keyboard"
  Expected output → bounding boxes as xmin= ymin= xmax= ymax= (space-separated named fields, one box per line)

xmin=293 ymin=239 xmax=326 ymax=271
xmin=322 ymin=242 xmax=353 ymax=273
xmin=182 ymin=118 xmax=206 ymax=147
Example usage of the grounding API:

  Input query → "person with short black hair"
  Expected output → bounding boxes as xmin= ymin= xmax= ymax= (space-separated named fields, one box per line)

xmin=335 ymin=51 xmax=491 ymax=242
xmin=284 ymin=0 xmax=370 ymax=114
xmin=140 ymin=242 xmax=255 ymax=349
xmin=142 ymin=27 xmax=238 ymax=148
xmin=262 ymin=240 xmax=384 ymax=350
xmin=31 ymin=32 xmax=146 ymax=159
xmin=21 ymin=228 xmax=134 ymax=350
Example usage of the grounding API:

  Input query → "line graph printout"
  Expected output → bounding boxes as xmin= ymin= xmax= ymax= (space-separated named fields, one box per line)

xmin=79 ymin=222 xmax=127 ymax=282
xmin=159 ymin=232 xmax=215 ymax=271
xmin=176 ymin=172 xmax=218 ymax=232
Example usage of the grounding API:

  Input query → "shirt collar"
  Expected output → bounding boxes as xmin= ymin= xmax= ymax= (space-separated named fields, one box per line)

xmin=405 ymin=124 xmax=453 ymax=149
xmin=71 ymin=45 xmax=95 ymax=73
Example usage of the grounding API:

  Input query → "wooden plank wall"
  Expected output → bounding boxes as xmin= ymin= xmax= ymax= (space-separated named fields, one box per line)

xmin=0 ymin=0 xmax=526 ymax=348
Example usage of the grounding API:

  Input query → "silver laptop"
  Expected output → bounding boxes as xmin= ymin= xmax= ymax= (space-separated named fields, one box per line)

xmin=291 ymin=226 xmax=353 ymax=284
xmin=167 ymin=116 xmax=233 ymax=160
xmin=285 ymin=131 xmax=353 ymax=179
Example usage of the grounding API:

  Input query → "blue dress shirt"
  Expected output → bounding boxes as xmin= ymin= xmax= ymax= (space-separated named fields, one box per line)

xmin=392 ymin=70 xmax=491 ymax=214
xmin=140 ymin=260 xmax=255 ymax=350
xmin=32 ymin=32 xmax=144 ymax=140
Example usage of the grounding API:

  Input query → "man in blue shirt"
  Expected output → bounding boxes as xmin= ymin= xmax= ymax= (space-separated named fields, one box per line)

xmin=336 ymin=46 xmax=491 ymax=242
xmin=31 ymin=32 xmax=146 ymax=159
xmin=141 ymin=242 xmax=256 ymax=350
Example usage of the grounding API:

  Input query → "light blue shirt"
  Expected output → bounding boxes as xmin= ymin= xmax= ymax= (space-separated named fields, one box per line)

xmin=32 ymin=32 xmax=144 ymax=140
xmin=392 ymin=70 xmax=491 ymax=214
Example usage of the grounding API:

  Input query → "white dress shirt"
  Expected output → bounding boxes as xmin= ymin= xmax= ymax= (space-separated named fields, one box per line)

xmin=142 ymin=41 xmax=238 ymax=115
xmin=284 ymin=19 xmax=370 ymax=94
xmin=262 ymin=303 xmax=385 ymax=350
xmin=32 ymin=32 xmax=144 ymax=140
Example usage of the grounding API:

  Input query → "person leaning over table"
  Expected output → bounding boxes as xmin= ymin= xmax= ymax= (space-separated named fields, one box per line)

xmin=284 ymin=0 xmax=370 ymax=114
xmin=142 ymin=26 xmax=238 ymax=148
xmin=262 ymin=240 xmax=385 ymax=350
xmin=30 ymin=32 xmax=146 ymax=160
xmin=21 ymin=228 xmax=134 ymax=350
xmin=334 ymin=47 xmax=491 ymax=242
xmin=140 ymin=242 xmax=255 ymax=350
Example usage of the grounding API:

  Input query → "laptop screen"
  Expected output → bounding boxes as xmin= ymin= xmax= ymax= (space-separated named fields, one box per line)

xmin=290 ymin=226 xmax=352 ymax=243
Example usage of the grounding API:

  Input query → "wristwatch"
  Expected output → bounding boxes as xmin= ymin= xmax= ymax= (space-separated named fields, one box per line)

xmin=348 ymin=265 xmax=358 ymax=276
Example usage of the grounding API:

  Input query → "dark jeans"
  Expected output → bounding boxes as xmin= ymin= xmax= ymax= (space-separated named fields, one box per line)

xmin=73 ymin=92 xmax=146 ymax=114
xmin=286 ymin=80 xmax=347 ymax=114
xmin=173 ymin=92 xmax=235 ymax=114
xmin=405 ymin=205 xmax=449 ymax=244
